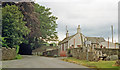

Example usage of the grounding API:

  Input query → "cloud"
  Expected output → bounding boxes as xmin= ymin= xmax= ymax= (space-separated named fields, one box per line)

xmin=36 ymin=0 xmax=119 ymax=42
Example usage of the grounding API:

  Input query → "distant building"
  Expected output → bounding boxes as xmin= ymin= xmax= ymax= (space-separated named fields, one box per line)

xmin=58 ymin=25 xmax=87 ymax=56
xmin=58 ymin=25 xmax=118 ymax=57
xmin=99 ymin=41 xmax=119 ymax=49
xmin=87 ymin=37 xmax=105 ymax=47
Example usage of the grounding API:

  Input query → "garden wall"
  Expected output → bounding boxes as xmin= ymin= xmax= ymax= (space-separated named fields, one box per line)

xmin=2 ymin=47 xmax=16 ymax=60
xmin=67 ymin=47 xmax=119 ymax=61
xmin=94 ymin=48 xmax=119 ymax=56
xmin=43 ymin=49 xmax=58 ymax=57
xmin=94 ymin=48 xmax=119 ymax=60
xmin=68 ymin=48 xmax=95 ymax=61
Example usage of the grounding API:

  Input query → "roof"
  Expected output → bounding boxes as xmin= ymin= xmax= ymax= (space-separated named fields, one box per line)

xmin=59 ymin=33 xmax=85 ymax=44
xmin=59 ymin=34 xmax=77 ymax=44
xmin=87 ymin=37 xmax=105 ymax=44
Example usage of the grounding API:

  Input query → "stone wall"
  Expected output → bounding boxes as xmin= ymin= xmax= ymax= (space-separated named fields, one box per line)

xmin=94 ymin=48 xmax=119 ymax=60
xmin=67 ymin=47 xmax=119 ymax=61
xmin=32 ymin=46 xmax=58 ymax=54
xmin=68 ymin=48 xmax=95 ymax=61
xmin=94 ymin=48 xmax=119 ymax=56
xmin=2 ymin=47 xmax=16 ymax=60
xmin=43 ymin=49 xmax=58 ymax=57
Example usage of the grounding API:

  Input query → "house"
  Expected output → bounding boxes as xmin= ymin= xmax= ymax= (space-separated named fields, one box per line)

xmin=58 ymin=25 xmax=87 ymax=56
xmin=99 ymin=41 xmax=119 ymax=49
xmin=86 ymin=37 xmax=105 ymax=52
xmin=58 ymin=25 xmax=118 ymax=57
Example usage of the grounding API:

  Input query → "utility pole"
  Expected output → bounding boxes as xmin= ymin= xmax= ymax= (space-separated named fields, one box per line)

xmin=86 ymin=44 xmax=88 ymax=61
xmin=108 ymin=37 xmax=109 ymax=48
xmin=115 ymin=40 xmax=116 ymax=49
xmin=111 ymin=25 xmax=113 ymax=43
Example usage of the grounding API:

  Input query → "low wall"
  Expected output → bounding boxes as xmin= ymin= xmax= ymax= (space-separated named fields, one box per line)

xmin=94 ymin=48 xmax=119 ymax=56
xmin=68 ymin=48 xmax=95 ymax=61
xmin=2 ymin=47 xmax=16 ymax=60
xmin=43 ymin=49 xmax=58 ymax=57
xmin=94 ymin=48 xmax=119 ymax=60
xmin=67 ymin=48 xmax=119 ymax=61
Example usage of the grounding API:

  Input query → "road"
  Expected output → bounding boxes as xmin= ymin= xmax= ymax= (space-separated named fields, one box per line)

xmin=2 ymin=55 xmax=90 ymax=68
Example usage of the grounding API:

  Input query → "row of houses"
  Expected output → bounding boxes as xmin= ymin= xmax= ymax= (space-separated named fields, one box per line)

xmin=58 ymin=25 xmax=119 ymax=57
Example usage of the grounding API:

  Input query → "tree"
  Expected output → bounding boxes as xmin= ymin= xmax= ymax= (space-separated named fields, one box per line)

xmin=34 ymin=3 xmax=58 ymax=42
xmin=2 ymin=5 xmax=30 ymax=48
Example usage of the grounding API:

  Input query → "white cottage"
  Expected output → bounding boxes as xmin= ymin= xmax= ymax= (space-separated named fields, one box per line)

xmin=58 ymin=25 xmax=87 ymax=56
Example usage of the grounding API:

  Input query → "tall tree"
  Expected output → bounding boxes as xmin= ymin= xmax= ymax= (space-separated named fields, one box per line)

xmin=2 ymin=5 xmax=30 ymax=48
xmin=34 ymin=3 xmax=58 ymax=42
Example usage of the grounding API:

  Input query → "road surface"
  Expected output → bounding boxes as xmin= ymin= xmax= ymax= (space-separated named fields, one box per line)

xmin=2 ymin=55 xmax=90 ymax=68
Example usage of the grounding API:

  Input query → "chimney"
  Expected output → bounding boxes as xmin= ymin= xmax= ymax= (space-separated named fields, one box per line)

xmin=77 ymin=25 xmax=81 ymax=33
xmin=66 ymin=25 xmax=69 ymax=38
xmin=66 ymin=30 xmax=69 ymax=38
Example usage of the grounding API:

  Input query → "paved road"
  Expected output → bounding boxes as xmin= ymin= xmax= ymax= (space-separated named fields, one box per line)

xmin=2 ymin=55 xmax=89 ymax=68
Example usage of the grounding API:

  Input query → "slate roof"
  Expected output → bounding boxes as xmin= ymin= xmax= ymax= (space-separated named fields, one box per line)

xmin=59 ymin=33 xmax=86 ymax=45
xmin=59 ymin=33 xmax=105 ymax=45
xmin=87 ymin=37 xmax=105 ymax=44
xmin=59 ymin=34 xmax=77 ymax=44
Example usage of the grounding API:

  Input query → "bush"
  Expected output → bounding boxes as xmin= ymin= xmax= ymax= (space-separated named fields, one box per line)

xmin=47 ymin=52 xmax=51 ymax=56
xmin=15 ymin=54 xmax=22 ymax=59
xmin=16 ymin=45 xmax=20 ymax=54
xmin=54 ymin=54 xmax=58 ymax=57
xmin=115 ymin=60 xmax=120 ymax=66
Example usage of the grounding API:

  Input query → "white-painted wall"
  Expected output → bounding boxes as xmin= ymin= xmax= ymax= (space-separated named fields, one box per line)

xmin=68 ymin=33 xmax=86 ymax=48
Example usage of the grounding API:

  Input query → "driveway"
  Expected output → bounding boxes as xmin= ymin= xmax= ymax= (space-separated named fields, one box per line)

xmin=2 ymin=55 xmax=90 ymax=68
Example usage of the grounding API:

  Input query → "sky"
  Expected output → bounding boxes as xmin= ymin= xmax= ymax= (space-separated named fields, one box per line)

xmin=35 ymin=0 xmax=119 ymax=43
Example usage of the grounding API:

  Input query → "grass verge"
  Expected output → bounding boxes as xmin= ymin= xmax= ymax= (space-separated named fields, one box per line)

xmin=62 ymin=57 xmax=120 ymax=70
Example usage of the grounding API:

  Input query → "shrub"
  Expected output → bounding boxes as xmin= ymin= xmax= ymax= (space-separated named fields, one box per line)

xmin=15 ymin=54 xmax=22 ymax=59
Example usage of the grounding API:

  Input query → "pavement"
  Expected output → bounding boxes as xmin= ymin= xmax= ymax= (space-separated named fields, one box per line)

xmin=2 ymin=55 xmax=92 ymax=69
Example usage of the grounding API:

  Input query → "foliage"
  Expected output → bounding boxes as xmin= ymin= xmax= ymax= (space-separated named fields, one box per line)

xmin=29 ymin=37 xmax=46 ymax=49
xmin=2 ymin=5 xmax=30 ymax=48
xmin=15 ymin=54 xmax=22 ymax=59
xmin=27 ymin=3 xmax=59 ymax=49
xmin=16 ymin=45 xmax=19 ymax=54
xmin=0 ymin=36 xmax=8 ymax=48
xmin=34 ymin=3 xmax=58 ymax=41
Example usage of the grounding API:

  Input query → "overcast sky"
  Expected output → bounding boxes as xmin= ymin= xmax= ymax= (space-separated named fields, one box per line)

xmin=36 ymin=0 xmax=119 ymax=42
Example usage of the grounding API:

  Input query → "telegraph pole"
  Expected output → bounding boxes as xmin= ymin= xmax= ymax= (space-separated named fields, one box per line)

xmin=86 ymin=44 xmax=88 ymax=61
xmin=111 ymin=25 xmax=114 ymax=43
xmin=108 ymin=37 xmax=109 ymax=48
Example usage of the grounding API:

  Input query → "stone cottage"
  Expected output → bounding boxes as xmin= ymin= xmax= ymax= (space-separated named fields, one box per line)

xmin=58 ymin=25 xmax=87 ymax=56
xmin=86 ymin=37 xmax=105 ymax=52
xmin=58 ymin=25 xmax=118 ymax=59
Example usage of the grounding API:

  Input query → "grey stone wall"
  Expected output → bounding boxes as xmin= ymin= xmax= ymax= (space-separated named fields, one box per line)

xmin=94 ymin=48 xmax=119 ymax=56
xmin=43 ymin=49 xmax=58 ymax=57
xmin=2 ymin=47 xmax=16 ymax=60
xmin=67 ymin=48 xmax=95 ymax=61
xmin=67 ymin=48 xmax=119 ymax=61
xmin=94 ymin=48 xmax=119 ymax=60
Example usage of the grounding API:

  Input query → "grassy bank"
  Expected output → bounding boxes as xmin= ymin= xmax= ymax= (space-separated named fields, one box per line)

xmin=62 ymin=57 xmax=120 ymax=70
